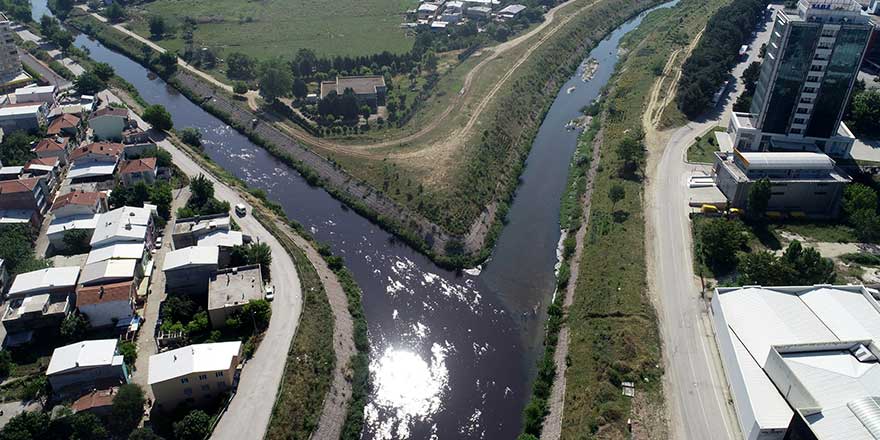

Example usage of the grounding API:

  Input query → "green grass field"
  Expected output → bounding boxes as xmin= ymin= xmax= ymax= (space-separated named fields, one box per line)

xmin=127 ymin=0 xmax=417 ymax=60
xmin=687 ymin=126 xmax=725 ymax=163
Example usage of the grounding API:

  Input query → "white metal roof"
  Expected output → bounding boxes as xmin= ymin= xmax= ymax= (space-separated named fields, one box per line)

xmin=197 ymin=230 xmax=243 ymax=248
xmin=79 ymin=259 xmax=137 ymax=285
xmin=85 ymin=242 xmax=145 ymax=265
xmin=148 ymin=341 xmax=241 ymax=385
xmin=163 ymin=246 xmax=219 ymax=271
xmin=46 ymin=214 xmax=100 ymax=237
xmin=0 ymin=104 xmax=43 ymax=117
xmin=418 ymin=3 xmax=439 ymax=11
xmin=8 ymin=267 xmax=80 ymax=296
xmin=67 ymin=162 xmax=118 ymax=180
xmin=15 ymin=85 xmax=55 ymax=95
xmin=0 ymin=166 xmax=22 ymax=175
xmin=737 ymin=151 xmax=835 ymax=171
xmin=47 ymin=339 xmax=119 ymax=376
xmin=90 ymin=206 xmax=151 ymax=247
xmin=499 ymin=4 xmax=526 ymax=14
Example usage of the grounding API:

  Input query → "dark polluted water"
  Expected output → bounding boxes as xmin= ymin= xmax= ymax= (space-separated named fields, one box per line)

xmin=51 ymin=0 xmax=676 ymax=435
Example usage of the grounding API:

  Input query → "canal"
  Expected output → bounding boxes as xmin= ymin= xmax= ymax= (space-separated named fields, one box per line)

xmin=35 ymin=1 xmax=675 ymax=437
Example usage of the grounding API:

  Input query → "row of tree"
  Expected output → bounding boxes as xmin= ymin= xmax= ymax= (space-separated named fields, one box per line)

xmin=676 ymin=0 xmax=768 ymax=118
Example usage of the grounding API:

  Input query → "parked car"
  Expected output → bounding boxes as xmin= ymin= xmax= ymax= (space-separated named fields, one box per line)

xmin=235 ymin=203 xmax=247 ymax=217
xmin=265 ymin=284 xmax=274 ymax=301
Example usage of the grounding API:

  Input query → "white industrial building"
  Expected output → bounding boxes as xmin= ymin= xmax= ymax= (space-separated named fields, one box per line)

xmin=712 ymin=284 xmax=880 ymax=440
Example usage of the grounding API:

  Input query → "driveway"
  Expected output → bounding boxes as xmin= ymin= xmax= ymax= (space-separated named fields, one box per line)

xmin=101 ymin=91 xmax=305 ymax=439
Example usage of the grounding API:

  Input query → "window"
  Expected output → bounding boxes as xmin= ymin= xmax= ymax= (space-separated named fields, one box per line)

xmin=807 ymin=76 xmax=820 ymax=82
xmin=771 ymin=192 xmax=785 ymax=196
xmin=199 ymin=374 xmax=208 ymax=381
xmin=810 ymin=65 xmax=823 ymax=72
xmin=796 ymin=108 xmax=809 ymax=114
xmin=791 ymin=129 xmax=802 ymax=134
xmin=804 ymin=87 xmax=816 ymax=93
xmin=215 ymin=371 xmax=224 ymax=377
xmin=794 ymin=118 xmax=805 ymax=124
xmin=180 ymin=378 xmax=189 ymax=384
xmin=800 ymin=97 xmax=812 ymax=104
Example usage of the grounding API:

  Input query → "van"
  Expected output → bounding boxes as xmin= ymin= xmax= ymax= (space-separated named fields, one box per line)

xmin=234 ymin=203 xmax=247 ymax=217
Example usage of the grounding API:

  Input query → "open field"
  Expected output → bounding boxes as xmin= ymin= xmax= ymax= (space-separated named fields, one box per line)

xmin=126 ymin=0 xmax=416 ymax=60
xmin=559 ymin=0 xmax=729 ymax=437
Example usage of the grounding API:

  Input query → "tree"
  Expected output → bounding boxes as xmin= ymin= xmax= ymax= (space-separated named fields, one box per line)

xmin=110 ymin=384 xmax=145 ymax=437
xmin=119 ymin=341 xmax=137 ymax=367
xmin=230 ymin=242 xmax=272 ymax=280
xmin=258 ymin=61 xmax=293 ymax=103
xmin=842 ymin=183 xmax=878 ymax=219
xmin=849 ymin=89 xmax=880 ymax=137
xmin=143 ymin=104 xmax=173 ymax=131
xmin=106 ymin=2 xmax=126 ymax=23
xmin=747 ymin=178 xmax=771 ymax=219
xmin=0 ymin=225 xmax=45 ymax=275
xmin=141 ymin=44 xmax=154 ymax=64
xmin=233 ymin=81 xmax=248 ymax=95
xmin=741 ymin=61 xmax=761 ymax=95
xmin=179 ymin=127 xmax=202 ymax=147
xmin=292 ymin=78 xmax=308 ymax=99
xmin=91 ymin=62 xmax=115 ymax=82
xmin=60 ymin=313 xmax=89 ymax=341
xmin=738 ymin=250 xmax=785 ymax=286
xmin=148 ymin=15 xmax=166 ymax=39
xmin=173 ymin=410 xmax=211 ymax=440
xmin=128 ymin=427 xmax=163 ymax=440
xmin=158 ymin=51 xmax=178 ymax=70
xmin=161 ymin=295 xmax=198 ymax=325
xmin=51 ymin=412 xmax=108 ymax=439
xmin=617 ymin=136 xmax=644 ymax=173
xmin=1 ymin=411 xmax=50 ymax=439
xmin=62 ymin=229 xmax=90 ymax=254
xmin=697 ymin=218 xmax=747 ymax=272
xmin=608 ymin=184 xmax=625 ymax=210
xmin=148 ymin=182 xmax=173 ymax=219
xmin=226 ymin=52 xmax=256 ymax=80
xmin=74 ymin=71 xmax=105 ymax=95
xmin=421 ymin=50 xmax=437 ymax=73
xmin=0 ymin=350 xmax=11 ymax=378
xmin=189 ymin=174 xmax=215 ymax=206
xmin=51 ymin=0 xmax=75 ymax=19
xmin=0 ymin=131 xmax=36 ymax=165
xmin=739 ymin=240 xmax=835 ymax=285
xmin=851 ymin=209 xmax=880 ymax=242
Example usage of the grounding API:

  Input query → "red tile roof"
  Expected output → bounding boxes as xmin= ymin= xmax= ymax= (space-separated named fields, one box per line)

xmin=119 ymin=157 xmax=157 ymax=175
xmin=47 ymin=114 xmax=80 ymax=135
xmin=51 ymin=190 xmax=106 ymax=211
xmin=69 ymin=142 xmax=123 ymax=162
xmin=89 ymin=107 xmax=128 ymax=120
xmin=0 ymin=177 xmax=41 ymax=194
xmin=32 ymin=137 xmax=68 ymax=153
xmin=71 ymin=387 xmax=118 ymax=413
xmin=76 ymin=281 xmax=135 ymax=307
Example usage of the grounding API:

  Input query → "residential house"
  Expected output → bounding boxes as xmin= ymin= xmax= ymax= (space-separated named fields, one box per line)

xmin=51 ymin=190 xmax=108 ymax=219
xmin=68 ymin=142 xmax=123 ymax=182
xmin=79 ymin=258 xmax=140 ymax=287
xmin=46 ymin=339 xmax=127 ymax=396
xmin=0 ymin=103 xmax=47 ymax=133
xmin=163 ymin=246 xmax=219 ymax=294
xmin=207 ymin=265 xmax=263 ymax=328
xmin=76 ymin=281 xmax=136 ymax=328
xmin=7 ymin=266 xmax=80 ymax=299
xmin=0 ymin=166 xmax=21 ymax=181
xmin=1 ymin=293 xmax=71 ymax=337
xmin=71 ymin=387 xmax=118 ymax=417
xmin=32 ymin=137 xmax=69 ymax=166
xmin=148 ymin=341 xmax=241 ymax=409
xmin=23 ymin=157 xmax=60 ymax=191
xmin=47 ymin=114 xmax=80 ymax=139
xmin=88 ymin=107 xmax=129 ymax=141
xmin=0 ymin=177 xmax=50 ymax=227
xmin=118 ymin=158 xmax=157 ymax=186
xmin=14 ymin=85 xmax=56 ymax=106
xmin=197 ymin=230 xmax=245 ymax=267
xmin=46 ymin=213 xmax=101 ymax=252
xmin=89 ymin=206 xmax=154 ymax=248
xmin=497 ymin=4 xmax=526 ymax=19
xmin=465 ymin=6 xmax=492 ymax=18
xmin=172 ymin=214 xmax=232 ymax=249
xmin=319 ymin=76 xmax=387 ymax=111
xmin=417 ymin=2 xmax=440 ymax=19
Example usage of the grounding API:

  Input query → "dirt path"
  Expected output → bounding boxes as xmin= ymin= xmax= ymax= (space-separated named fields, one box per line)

xmin=540 ymin=128 xmax=604 ymax=440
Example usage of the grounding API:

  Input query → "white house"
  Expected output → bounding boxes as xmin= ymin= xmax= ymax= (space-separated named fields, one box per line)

xmin=7 ymin=266 xmax=80 ymax=299
xmin=148 ymin=341 xmax=241 ymax=409
xmin=46 ymin=339 xmax=127 ymax=395
xmin=88 ymin=107 xmax=129 ymax=141
xmin=76 ymin=281 xmax=135 ymax=328
xmin=0 ymin=103 xmax=48 ymax=133
xmin=14 ymin=85 xmax=56 ymax=106
xmin=90 ymin=206 xmax=154 ymax=248
xmin=163 ymin=246 xmax=219 ymax=294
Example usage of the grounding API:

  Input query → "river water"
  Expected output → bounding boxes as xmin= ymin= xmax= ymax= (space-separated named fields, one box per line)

xmin=35 ymin=1 xmax=674 ymax=437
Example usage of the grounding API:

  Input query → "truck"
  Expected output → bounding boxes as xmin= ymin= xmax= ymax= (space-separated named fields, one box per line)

xmin=739 ymin=44 xmax=749 ymax=57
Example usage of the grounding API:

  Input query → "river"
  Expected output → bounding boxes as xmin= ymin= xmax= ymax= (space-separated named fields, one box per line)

xmin=35 ymin=1 xmax=674 ymax=437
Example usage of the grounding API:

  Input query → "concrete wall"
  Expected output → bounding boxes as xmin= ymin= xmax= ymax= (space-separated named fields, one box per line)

xmin=48 ymin=364 xmax=126 ymax=393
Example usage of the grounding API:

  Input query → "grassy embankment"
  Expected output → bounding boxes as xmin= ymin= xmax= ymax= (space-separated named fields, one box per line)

xmin=559 ymin=0 xmax=729 ymax=437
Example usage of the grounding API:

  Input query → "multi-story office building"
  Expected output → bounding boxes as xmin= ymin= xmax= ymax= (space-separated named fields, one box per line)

xmin=726 ymin=0 xmax=873 ymax=158
xmin=0 ymin=13 xmax=22 ymax=82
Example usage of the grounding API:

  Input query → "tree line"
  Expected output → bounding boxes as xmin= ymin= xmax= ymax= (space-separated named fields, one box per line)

xmin=676 ymin=0 xmax=768 ymax=118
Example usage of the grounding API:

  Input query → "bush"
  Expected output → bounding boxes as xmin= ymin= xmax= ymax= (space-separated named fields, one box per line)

xmin=179 ymin=127 xmax=203 ymax=147
xmin=142 ymin=104 xmax=173 ymax=131
xmin=697 ymin=218 xmax=747 ymax=272
xmin=233 ymin=81 xmax=248 ymax=95
xmin=119 ymin=341 xmax=137 ymax=367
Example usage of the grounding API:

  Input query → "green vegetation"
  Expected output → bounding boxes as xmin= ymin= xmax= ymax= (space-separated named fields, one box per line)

xmin=108 ymin=181 xmax=173 ymax=219
xmin=676 ymin=0 xmax=767 ymax=118
xmin=74 ymin=71 xmax=106 ymax=95
xmin=559 ymin=117 xmax=599 ymax=230
xmin=738 ymin=240 xmax=835 ymax=285
xmin=0 ymin=225 xmax=50 ymax=275
xmin=59 ymin=312 xmax=89 ymax=342
xmin=747 ymin=177 xmax=771 ymax=219
xmin=142 ymin=104 xmax=174 ymax=131
xmin=696 ymin=217 xmax=748 ymax=273
xmin=0 ymin=0 xmax=32 ymax=22
xmin=0 ymin=131 xmax=37 ymax=165
xmin=173 ymin=409 xmax=212 ymax=440
xmin=178 ymin=127 xmax=202 ymax=147
xmin=176 ymin=174 xmax=230 ymax=218
xmin=686 ymin=127 xmax=725 ymax=163
xmin=229 ymin=242 xmax=273 ymax=280
xmin=733 ymin=61 xmax=761 ymax=112
xmin=0 ymin=408 xmax=118 ymax=439
xmin=110 ymin=384 xmax=146 ymax=437
xmin=561 ymin=0 xmax=730 ymax=435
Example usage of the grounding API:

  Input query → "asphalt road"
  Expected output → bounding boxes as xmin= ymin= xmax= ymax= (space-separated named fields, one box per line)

xmin=18 ymin=50 xmax=71 ymax=89
xmin=646 ymin=8 xmax=778 ymax=440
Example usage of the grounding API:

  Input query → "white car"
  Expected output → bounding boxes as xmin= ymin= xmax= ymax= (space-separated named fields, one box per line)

xmin=235 ymin=203 xmax=247 ymax=217
xmin=265 ymin=284 xmax=275 ymax=301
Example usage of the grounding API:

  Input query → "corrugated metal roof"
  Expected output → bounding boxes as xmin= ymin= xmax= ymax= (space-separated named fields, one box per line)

xmin=737 ymin=151 xmax=835 ymax=171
